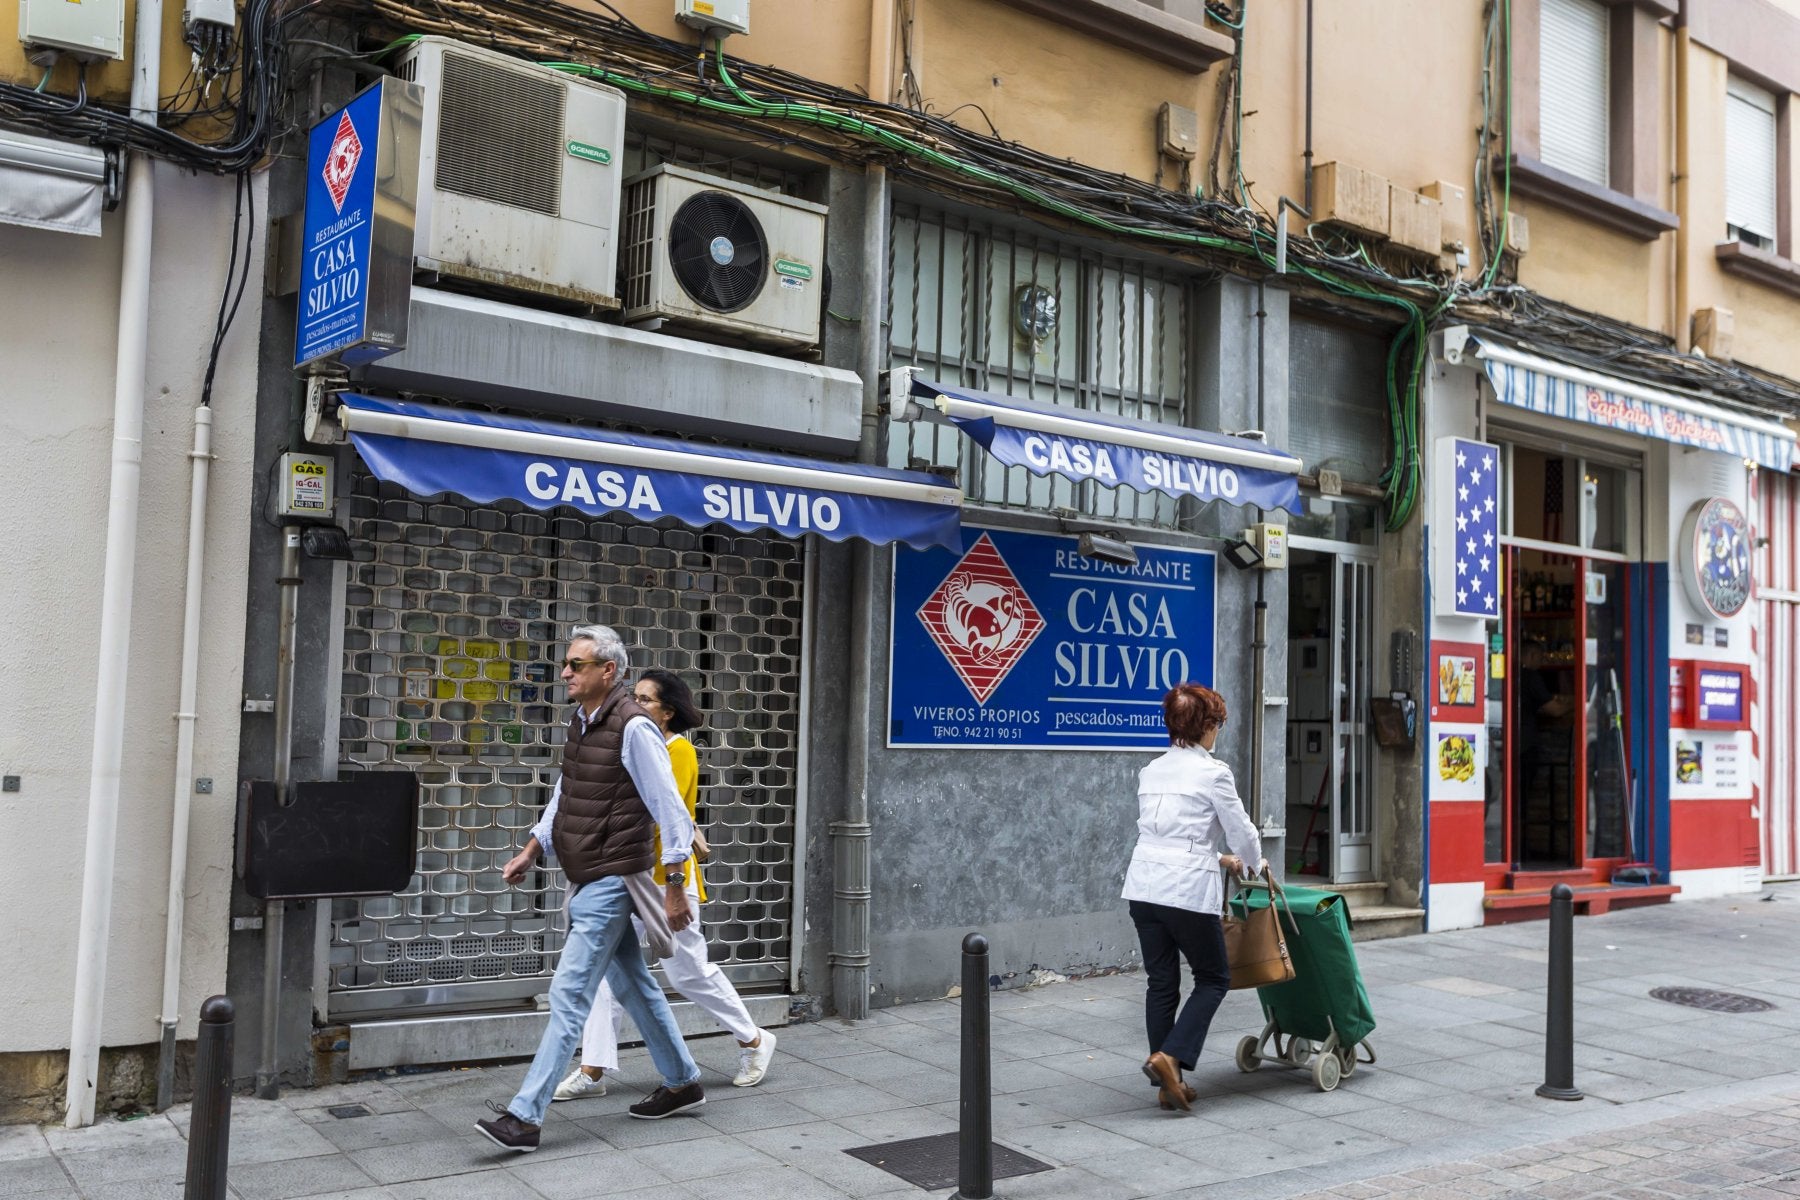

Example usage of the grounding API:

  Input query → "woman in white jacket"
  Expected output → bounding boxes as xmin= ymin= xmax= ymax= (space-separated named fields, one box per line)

xmin=1121 ymin=683 xmax=1265 ymax=1111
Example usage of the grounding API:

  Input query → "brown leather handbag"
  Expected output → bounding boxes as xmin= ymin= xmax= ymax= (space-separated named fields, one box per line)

xmin=1224 ymin=867 xmax=1297 ymax=990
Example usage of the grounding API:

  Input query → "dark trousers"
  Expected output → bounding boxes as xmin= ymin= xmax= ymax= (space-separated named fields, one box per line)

xmin=1128 ymin=900 xmax=1230 ymax=1072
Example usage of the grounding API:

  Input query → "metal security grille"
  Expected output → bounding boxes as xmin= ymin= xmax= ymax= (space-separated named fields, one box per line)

xmin=330 ymin=476 xmax=804 ymax=1017
xmin=888 ymin=203 xmax=1194 ymax=529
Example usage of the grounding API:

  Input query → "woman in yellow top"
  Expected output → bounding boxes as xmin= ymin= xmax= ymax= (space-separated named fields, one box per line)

xmin=554 ymin=669 xmax=776 ymax=1099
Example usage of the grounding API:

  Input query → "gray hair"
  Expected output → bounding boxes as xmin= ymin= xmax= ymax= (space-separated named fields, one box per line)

xmin=568 ymin=624 xmax=629 ymax=672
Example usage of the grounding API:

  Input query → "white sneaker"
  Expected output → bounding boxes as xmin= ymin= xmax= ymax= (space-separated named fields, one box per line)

xmin=733 ymin=1029 xmax=776 ymax=1087
xmin=552 ymin=1068 xmax=606 ymax=1101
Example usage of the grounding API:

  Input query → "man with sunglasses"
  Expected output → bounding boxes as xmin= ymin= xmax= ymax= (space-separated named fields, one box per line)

xmin=475 ymin=624 xmax=704 ymax=1152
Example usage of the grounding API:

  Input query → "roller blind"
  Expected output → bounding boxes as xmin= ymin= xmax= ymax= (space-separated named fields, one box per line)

xmin=1725 ymin=75 xmax=1778 ymax=246
xmin=1539 ymin=0 xmax=1610 ymax=187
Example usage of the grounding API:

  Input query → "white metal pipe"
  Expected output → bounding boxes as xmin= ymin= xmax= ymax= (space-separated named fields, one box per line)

xmin=154 ymin=405 xmax=213 ymax=1111
xmin=340 ymin=403 xmax=964 ymax=507
xmin=66 ymin=0 xmax=163 ymax=1130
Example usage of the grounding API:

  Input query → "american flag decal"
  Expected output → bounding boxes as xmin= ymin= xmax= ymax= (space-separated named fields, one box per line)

xmin=1443 ymin=438 xmax=1500 ymax=619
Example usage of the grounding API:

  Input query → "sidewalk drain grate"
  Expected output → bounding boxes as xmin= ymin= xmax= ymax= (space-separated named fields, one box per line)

xmin=1649 ymin=987 xmax=1774 ymax=1013
xmin=845 ymin=1132 xmax=1052 ymax=1191
xmin=327 ymin=1104 xmax=373 ymax=1119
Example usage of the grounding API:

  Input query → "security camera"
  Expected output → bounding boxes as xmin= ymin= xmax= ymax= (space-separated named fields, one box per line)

xmin=1077 ymin=531 xmax=1139 ymax=567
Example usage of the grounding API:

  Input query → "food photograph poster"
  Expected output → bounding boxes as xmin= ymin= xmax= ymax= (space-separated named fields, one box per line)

xmin=1433 ymin=724 xmax=1485 ymax=801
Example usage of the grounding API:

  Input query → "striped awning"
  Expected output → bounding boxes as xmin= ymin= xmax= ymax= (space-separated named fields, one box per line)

xmin=1476 ymin=338 xmax=1796 ymax=472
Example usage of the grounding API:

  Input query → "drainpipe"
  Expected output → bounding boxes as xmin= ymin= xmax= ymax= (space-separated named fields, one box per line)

xmin=259 ymin=525 xmax=303 ymax=1098
xmin=832 ymin=162 xmax=888 ymax=1020
xmin=1248 ymin=281 xmax=1271 ymax=828
xmin=1673 ymin=5 xmax=1690 ymax=348
xmin=1303 ymin=0 xmax=1315 ymax=213
xmin=65 ymin=0 xmax=161 ymax=1130
xmin=154 ymin=405 xmax=214 ymax=1111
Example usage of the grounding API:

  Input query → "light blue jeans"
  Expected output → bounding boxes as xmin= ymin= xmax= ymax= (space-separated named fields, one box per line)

xmin=507 ymin=875 xmax=699 ymax=1125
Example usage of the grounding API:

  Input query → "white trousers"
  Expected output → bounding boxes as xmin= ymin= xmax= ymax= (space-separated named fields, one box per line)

xmin=579 ymin=886 xmax=758 ymax=1070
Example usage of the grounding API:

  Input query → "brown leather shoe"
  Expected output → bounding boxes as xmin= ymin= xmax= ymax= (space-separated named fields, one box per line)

xmin=1143 ymin=1052 xmax=1189 ymax=1111
xmin=1158 ymin=1082 xmax=1199 ymax=1110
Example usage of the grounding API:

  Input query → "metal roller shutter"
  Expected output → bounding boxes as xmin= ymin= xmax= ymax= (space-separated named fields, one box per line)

xmin=329 ymin=473 xmax=804 ymax=1018
xmin=1539 ymin=0 xmax=1611 ymax=187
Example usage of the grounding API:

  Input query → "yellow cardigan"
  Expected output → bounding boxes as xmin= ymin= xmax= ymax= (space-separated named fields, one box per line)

xmin=650 ymin=735 xmax=706 ymax=903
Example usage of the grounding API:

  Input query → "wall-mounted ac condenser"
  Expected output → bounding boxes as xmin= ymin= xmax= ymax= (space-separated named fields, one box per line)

xmin=393 ymin=37 xmax=626 ymax=309
xmin=621 ymin=165 xmax=828 ymax=349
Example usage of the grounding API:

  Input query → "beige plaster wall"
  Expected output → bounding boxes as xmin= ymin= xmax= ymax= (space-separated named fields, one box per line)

xmin=0 ymin=165 xmax=261 ymax=1052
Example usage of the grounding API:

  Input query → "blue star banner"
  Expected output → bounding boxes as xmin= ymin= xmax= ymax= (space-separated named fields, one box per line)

xmin=1435 ymin=437 xmax=1501 ymax=620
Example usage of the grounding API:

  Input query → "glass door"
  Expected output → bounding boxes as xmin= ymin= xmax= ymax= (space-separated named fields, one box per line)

xmin=1333 ymin=558 xmax=1375 ymax=881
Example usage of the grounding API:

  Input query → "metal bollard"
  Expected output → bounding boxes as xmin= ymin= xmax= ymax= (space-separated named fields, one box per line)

xmin=1535 ymin=885 xmax=1583 ymax=1101
xmin=184 ymin=996 xmax=235 ymax=1200
xmin=955 ymin=933 xmax=993 ymax=1200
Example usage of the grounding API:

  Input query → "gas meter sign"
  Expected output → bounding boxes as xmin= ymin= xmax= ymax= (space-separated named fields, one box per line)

xmin=295 ymin=77 xmax=422 ymax=370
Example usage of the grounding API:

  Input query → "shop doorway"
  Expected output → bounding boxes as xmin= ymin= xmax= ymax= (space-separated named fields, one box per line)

xmin=1490 ymin=445 xmax=1639 ymax=873
xmin=1286 ymin=543 xmax=1376 ymax=883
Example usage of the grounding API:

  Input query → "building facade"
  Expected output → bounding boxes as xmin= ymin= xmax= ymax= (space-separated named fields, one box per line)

xmin=6 ymin=0 xmax=1800 ymax=1120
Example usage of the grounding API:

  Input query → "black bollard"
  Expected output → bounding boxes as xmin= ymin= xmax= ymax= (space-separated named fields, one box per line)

xmin=1535 ymin=884 xmax=1583 ymax=1101
xmin=955 ymin=933 xmax=993 ymax=1200
xmin=185 ymin=996 xmax=235 ymax=1200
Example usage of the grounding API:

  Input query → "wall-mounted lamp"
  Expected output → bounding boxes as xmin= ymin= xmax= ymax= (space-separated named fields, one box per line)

xmin=1222 ymin=538 xmax=1263 ymax=571
xmin=1077 ymin=531 xmax=1139 ymax=567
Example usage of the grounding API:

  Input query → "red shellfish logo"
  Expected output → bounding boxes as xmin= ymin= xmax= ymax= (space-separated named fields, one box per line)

xmin=322 ymin=110 xmax=363 ymax=214
xmin=916 ymin=533 xmax=1044 ymax=704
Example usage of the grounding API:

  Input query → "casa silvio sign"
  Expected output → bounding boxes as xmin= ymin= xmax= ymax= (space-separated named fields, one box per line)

xmin=337 ymin=395 xmax=963 ymax=552
xmin=953 ymin=418 xmax=1301 ymax=511
xmin=888 ymin=527 xmax=1216 ymax=750
xmin=295 ymin=77 xmax=422 ymax=370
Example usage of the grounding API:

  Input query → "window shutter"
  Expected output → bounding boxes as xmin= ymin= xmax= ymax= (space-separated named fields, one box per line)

xmin=1539 ymin=0 xmax=1610 ymax=187
xmin=1725 ymin=75 xmax=1778 ymax=245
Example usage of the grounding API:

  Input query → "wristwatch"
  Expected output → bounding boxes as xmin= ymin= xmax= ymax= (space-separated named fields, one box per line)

xmin=665 ymin=868 xmax=687 ymax=887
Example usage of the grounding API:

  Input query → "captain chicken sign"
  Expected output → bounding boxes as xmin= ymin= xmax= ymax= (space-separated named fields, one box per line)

xmin=890 ymin=528 xmax=1216 ymax=750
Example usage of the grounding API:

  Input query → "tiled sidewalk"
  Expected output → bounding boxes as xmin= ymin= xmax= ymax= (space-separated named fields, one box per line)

xmin=3 ymin=886 xmax=1799 ymax=1199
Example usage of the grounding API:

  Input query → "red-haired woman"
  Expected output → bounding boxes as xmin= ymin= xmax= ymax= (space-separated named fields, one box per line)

xmin=1121 ymin=683 xmax=1266 ymax=1111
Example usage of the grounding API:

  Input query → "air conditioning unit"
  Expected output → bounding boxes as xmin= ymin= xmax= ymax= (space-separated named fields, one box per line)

xmin=393 ymin=37 xmax=626 ymax=309
xmin=621 ymin=165 xmax=828 ymax=349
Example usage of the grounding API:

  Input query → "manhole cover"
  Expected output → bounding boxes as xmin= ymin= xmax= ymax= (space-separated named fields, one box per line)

xmin=1649 ymin=987 xmax=1774 ymax=1013
xmin=845 ymin=1132 xmax=1052 ymax=1191
xmin=326 ymin=1104 xmax=373 ymax=1119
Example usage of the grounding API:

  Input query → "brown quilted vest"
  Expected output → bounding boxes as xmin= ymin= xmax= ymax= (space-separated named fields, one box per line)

xmin=552 ymin=684 xmax=656 ymax=884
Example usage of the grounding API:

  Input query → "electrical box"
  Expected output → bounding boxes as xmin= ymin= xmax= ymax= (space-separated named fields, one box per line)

xmin=276 ymin=452 xmax=335 ymax=519
xmin=1388 ymin=187 xmax=1442 ymax=257
xmin=1312 ymin=161 xmax=1390 ymax=240
xmin=1247 ymin=522 xmax=1288 ymax=570
xmin=184 ymin=0 xmax=237 ymax=28
xmin=1420 ymin=180 xmax=1468 ymax=249
xmin=1157 ymin=102 xmax=1198 ymax=161
xmin=1504 ymin=210 xmax=1530 ymax=255
xmin=675 ymin=0 xmax=750 ymax=35
xmin=20 ymin=0 xmax=126 ymax=61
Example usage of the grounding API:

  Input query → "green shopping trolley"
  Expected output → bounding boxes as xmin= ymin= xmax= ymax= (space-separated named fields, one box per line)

xmin=1228 ymin=880 xmax=1377 ymax=1092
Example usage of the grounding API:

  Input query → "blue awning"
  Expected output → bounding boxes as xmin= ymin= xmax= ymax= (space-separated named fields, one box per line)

xmin=1475 ymin=338 xmax=1796 ymax=472
xmin=338 ymin=394 xmax=963 ymax=552
xmin=896 ymin=373 xmax=1303 ymax=513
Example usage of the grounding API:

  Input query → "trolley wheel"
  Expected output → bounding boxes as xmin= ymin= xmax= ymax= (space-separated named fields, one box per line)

xmin=1285 ymin=1038 xmax=1312 ymax=1067
xmin=1337 ymin=1047 xmax=1356 ymax=1078
xmin=1235 ymin=1036 xmax=1260 ymax=1073
xmin=1311 ymin=1050 xmax=1342 ymax=1092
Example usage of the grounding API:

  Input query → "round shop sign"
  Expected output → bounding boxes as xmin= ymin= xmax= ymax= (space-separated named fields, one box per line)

xmin=1679 ymin=497 xmax=1753 ymax=619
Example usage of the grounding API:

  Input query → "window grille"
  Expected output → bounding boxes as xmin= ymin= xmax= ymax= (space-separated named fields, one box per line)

xmin=887 ymin=203 xmax=1194 ymax=528
xmin=1539 ymin=0 xmax=1611 ymax=187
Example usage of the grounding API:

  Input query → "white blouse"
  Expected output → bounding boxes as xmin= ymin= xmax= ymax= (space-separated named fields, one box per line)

xmin=1120 ymin=743 xmax=1264 ymax=915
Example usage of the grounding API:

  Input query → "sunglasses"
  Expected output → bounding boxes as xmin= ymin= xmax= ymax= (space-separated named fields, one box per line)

xmin=560 ymin=657 xmax=608 ymax=672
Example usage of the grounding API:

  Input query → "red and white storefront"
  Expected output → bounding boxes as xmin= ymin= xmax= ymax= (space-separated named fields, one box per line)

xmin=1423 ymin=333 xmax=1795 ymax=930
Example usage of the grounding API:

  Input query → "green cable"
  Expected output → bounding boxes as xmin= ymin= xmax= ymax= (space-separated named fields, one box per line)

xmin=35 ymin=67 xmax=52 ymax=93
xmin=1480 ymin=0 xmax=1512 ymax=290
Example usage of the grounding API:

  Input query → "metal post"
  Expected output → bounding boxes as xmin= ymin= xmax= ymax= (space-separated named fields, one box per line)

xmin=259 ymin=525 xmax=302 ymax=1099
xmin=1536 ymin=883 xmax=1583 ymax=1101
xmin=955 ymin=933 xmax=993 ymax=1200
xmin=184 ymin=996 xmax=234 ymax=1200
